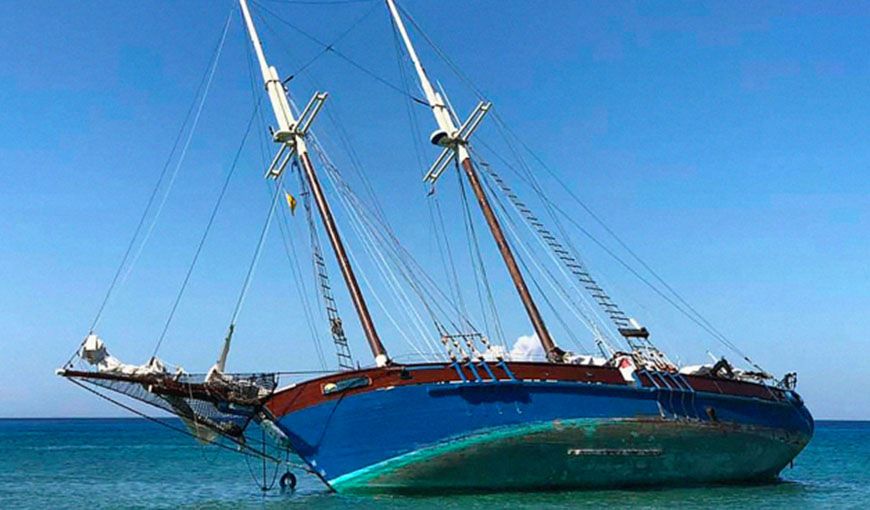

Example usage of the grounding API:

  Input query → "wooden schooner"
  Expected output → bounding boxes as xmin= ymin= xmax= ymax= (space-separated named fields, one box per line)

xmin=59 ymin=0 xmax=813 ymax=493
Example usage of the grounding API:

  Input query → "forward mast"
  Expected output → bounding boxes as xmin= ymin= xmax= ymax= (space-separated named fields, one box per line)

xmin=239 ymin=0 xmax=390 ymax=366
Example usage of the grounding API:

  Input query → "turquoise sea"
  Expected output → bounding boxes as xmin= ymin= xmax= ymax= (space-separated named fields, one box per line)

xmin=1 ymin=419 xmax=866 ymax=509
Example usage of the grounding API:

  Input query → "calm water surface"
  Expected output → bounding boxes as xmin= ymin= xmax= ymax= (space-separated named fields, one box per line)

xmin=1 ymin=419 xmax=866 ymax=509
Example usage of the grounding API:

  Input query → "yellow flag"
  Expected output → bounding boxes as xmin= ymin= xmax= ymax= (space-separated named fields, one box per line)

xmin=284 ymin=192 xmax=297 ymax=215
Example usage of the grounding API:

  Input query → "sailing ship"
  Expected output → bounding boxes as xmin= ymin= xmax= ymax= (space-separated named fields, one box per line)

xmin=59 ymin=0 xmax=813 ymax=493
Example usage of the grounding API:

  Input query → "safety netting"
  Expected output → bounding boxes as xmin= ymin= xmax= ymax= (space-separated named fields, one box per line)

xmin=59 ymin=335 xmax=282 ymax=461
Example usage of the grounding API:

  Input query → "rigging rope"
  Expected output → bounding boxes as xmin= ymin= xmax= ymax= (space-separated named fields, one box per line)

xmin=316 ymin=146 xmax=441 ymax=356
xmin=254 ymin=0 xmax=484 ymax=348
xmin=432 ymin=196 xmax=470 ymax=327
xmin=286 ymin=89 xmax=441 ymax=356
xmin=249 ymin=6 xmax=508 ymax=358
xmin=390 ymin=1 xmax=762 ymax=368
xmin=499 ymin=123 xmax=762 ymax=368
xmin=116 ymin=14 xmax=234 ymax=294
xmin=152 ymin=99 xmax=262 ymax=358
xmin=227 ymin=179 xmax=284 ymax=329
xmin=455 ymin=163 xmax=508 ymax=351
xmin=261 ymin=0 xmax=374 ymax=5
xmin=486 ymin=120 xmax=620 ymax=338
xmin=387 ymin=10 xmax=472 ymax=330
xmin=280 ymin=61 xmax=484 ymax=353
xmin=275 ymin=190 xmax=330 ymax=370
xmin=275 ymin=77 xmax=470 ymax=359
xmin=319 ymin=97 xmax=389 ymax=226
xmin=67 ymin=378 xmax=280 ymax=462
xmin=305 ymin=124 xmax=488 ymax=357
xmin=392 ymin=2 xmax=486 ymax=101
xmin=252 ymin=0 xmax=427 ymax=104
xmin=86 ymin=11 xmax=233 ymax=336
xmin=473 ymin=152 xmax=620 ymax=353
xmin=240 ymin=7 xmax=330 ymax=370
xmin=269 ymin=0 xmax=380 ymax=84
xmin=475 ymin=134 xmax=758 ymax=367
xmin=242 ymin=427 xmax=283 ymax=492
xmin=480 ymin=161 xmax=616 ymax=356
xmin=296 ymin=163 xmax=356 ymax=370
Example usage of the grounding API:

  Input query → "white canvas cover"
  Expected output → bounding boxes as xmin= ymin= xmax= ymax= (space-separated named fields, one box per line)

xmin=80 ymin=334 xmax=167 ymax=376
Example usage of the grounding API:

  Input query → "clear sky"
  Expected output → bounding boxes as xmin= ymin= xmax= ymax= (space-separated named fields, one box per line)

xmin=1 ymin=0 xmax=867 ymax=419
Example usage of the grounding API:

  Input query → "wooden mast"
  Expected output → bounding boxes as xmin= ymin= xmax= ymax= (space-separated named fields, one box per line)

xmin=458 ymin=157 xmax=562 ymax=360
xmin=239 ymin=0 xmax=389 ymax=366
xmin=385 ymin=0 xmax=563 ymax=362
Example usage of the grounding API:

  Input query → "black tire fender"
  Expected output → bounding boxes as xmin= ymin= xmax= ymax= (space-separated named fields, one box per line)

xmin=279 ymin=471 xmax=297 ymax=491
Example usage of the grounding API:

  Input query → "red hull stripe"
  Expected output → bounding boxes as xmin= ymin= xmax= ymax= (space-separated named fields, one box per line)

xmin=266 ymin=362 xmax=785 ymax=418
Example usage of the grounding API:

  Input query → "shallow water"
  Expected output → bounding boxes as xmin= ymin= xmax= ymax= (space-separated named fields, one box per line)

xmin=1 ymin=419 xmax=866 ymax=508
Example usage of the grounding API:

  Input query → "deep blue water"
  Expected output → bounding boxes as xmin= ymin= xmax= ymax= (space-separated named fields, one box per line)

xmin=1 ymin=418 xmax=866 ymax=509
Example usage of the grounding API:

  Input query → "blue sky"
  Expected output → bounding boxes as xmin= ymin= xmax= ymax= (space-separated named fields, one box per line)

xmin=0 ymin=0 xmax=867 ymax=419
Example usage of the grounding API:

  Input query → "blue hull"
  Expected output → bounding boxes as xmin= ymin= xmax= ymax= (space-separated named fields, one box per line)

xmin=274 ymin=374 xmax=813 ymax=491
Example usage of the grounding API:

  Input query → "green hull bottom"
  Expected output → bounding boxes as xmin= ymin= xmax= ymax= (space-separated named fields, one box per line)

xmin=330 ymin=418 xmax=810 ymax=493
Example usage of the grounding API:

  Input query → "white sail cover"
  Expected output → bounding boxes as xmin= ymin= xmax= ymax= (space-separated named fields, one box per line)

xmin=80 ymin=334 xmax=168 ymax=376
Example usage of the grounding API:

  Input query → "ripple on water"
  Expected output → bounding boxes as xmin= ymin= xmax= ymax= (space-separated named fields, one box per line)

xmin=1 ymin=419 xmax=867 ymax=509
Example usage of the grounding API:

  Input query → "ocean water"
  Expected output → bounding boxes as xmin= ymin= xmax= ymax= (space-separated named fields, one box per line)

xmin=1 ymin=419 xmax=866 ymax=509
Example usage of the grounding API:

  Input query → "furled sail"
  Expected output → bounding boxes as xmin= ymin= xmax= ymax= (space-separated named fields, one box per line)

xmin=60 ymin=334 xmax=282 ymax=458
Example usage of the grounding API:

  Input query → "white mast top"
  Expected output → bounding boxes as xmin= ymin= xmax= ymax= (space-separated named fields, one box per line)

xmin=239 ymin=0 xmax=301 ymax=147
xmin=385 ymin=0 xmax=490 ymax=185
xmin=385 ymin=0 xmax=457 ymax=146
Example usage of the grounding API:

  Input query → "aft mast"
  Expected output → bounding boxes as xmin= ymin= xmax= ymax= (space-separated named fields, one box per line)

xmin=385 ymin=0 xmax=564 ymax=362
xmin=239 ymin=0 xmax=390 ymax=366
